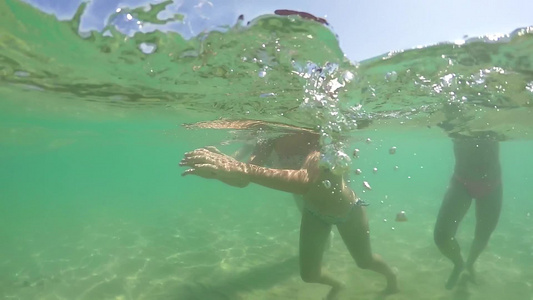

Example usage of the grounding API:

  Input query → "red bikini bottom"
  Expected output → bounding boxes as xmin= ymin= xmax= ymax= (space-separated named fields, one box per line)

xmin=454 ymin=175 xmax=501 ymax=199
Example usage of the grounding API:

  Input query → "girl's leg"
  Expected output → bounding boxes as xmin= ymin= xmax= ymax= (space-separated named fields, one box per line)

xmin=295 ymin=194 xmax=334 ymax=250
xmin=434 ymin=178 xmax=472 ymax=289
xmin=466 ymin=183 xmax=502 ymax=279
xmin=299 ymin=209 xmax=343 ymax=299
xmin=336 ymin=206 xmax=398 ymax=294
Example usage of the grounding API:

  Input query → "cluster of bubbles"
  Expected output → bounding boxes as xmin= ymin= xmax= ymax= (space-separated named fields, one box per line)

xmin=350 ymin=139 xmax=406 ymax=222
xmin=293 ymin=62 xmax=359 ymax=175
xmin=290 ymin=60 xmax=410 ymax=225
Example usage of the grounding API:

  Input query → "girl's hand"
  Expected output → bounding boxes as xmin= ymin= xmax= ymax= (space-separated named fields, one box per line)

xmin=180 ymin=147 xmax=250 ymax=187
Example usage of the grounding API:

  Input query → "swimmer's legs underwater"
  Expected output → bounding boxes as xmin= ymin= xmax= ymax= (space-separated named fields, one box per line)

xmin=293 ymin=195 xmax=334 ymax=249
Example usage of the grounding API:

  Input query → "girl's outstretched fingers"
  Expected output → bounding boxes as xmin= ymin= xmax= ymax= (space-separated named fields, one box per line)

xmin=204 ymin=146 xmax=222 ymax=154
xmin=181 ymin=163 xmax=218 ymax=178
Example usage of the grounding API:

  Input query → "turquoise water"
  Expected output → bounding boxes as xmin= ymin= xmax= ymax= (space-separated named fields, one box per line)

xmin=1 ymin=1 xmax=532 ymax=299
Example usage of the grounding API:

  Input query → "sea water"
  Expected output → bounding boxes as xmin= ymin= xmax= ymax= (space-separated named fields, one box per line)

xmin=0 ymin=0 xmax=532 ymax=299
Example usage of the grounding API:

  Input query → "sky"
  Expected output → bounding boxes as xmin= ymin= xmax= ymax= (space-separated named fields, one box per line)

xmin=23 ymin=0 xmax=533 ymax=61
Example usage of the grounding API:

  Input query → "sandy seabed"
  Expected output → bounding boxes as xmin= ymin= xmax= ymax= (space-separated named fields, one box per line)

xmin=1 ymin=188 xmax=532 ymax=300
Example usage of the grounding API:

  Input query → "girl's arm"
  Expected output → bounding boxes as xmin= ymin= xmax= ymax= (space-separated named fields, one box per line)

xmin=180 ymin=147 xmax=318 ymax=194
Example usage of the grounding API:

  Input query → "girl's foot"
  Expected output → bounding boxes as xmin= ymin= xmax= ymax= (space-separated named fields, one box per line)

xmin=445 ymin=263 xmax=464 ymax=290
xmin=325 ymin=282 xmax=345 ymax=300
xmin=383 ymin=274 xmax=400 ymax=295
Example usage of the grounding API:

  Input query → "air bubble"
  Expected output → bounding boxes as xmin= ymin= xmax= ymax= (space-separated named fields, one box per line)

xmin=139 ymin=43 xmax=156 ymax=54
xmin=396 ymin=211 xmax=408 ymax=222
xmin=363 ymin=181 xmax=372 ymax=190
xmin=343 ymin=71 xmax=354 ymax=82
xmin=322 ymin=180 xmax=331 ymax=189
xmin=385 ymin=71 xmax=398 ymax=82
xmin=332 ymin=151 xmax=351 ymax=175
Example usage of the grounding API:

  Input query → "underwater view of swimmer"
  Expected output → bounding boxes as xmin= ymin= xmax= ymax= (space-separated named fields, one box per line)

xmin=180 ymin=138 xmax=399 ymax=299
